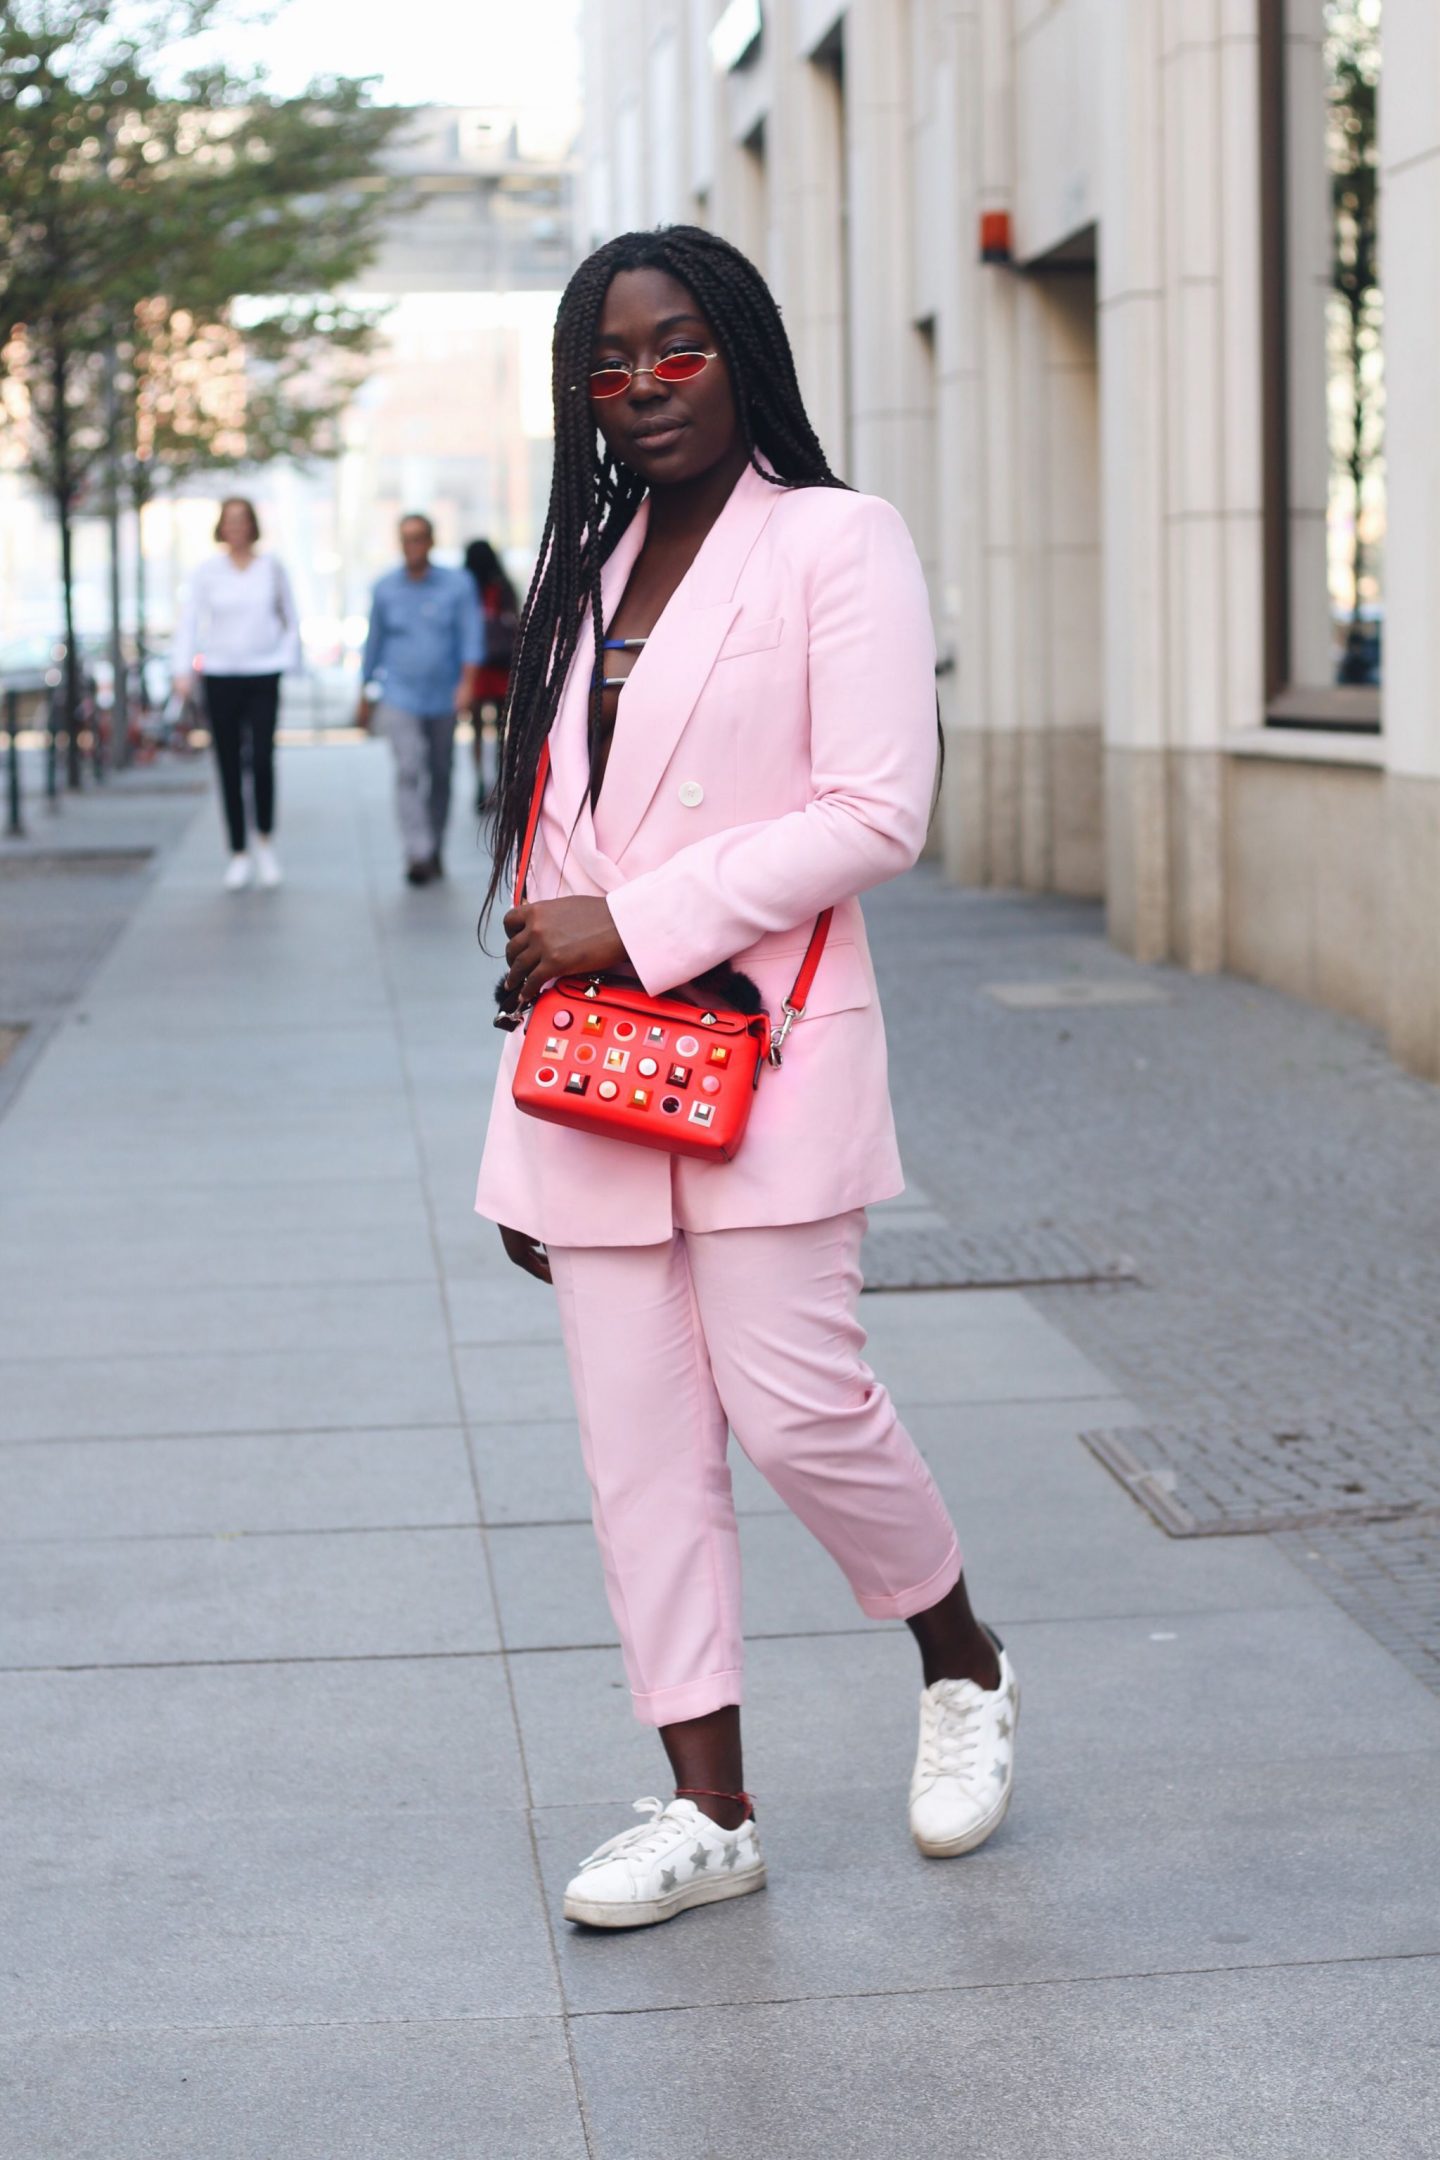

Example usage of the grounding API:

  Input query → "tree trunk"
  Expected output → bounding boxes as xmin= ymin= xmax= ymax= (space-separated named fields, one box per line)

xmin=51 ymin=337 xmax=83 ymax=790
xmin=1348 ymin=291 xmax=1367 ymax=627
xmin=132 ymin=476 xmax=151 ymax=712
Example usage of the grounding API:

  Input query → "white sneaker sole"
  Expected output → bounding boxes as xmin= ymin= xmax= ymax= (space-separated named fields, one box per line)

xmin=563 ymin=1862 xmax=766 ymax=1930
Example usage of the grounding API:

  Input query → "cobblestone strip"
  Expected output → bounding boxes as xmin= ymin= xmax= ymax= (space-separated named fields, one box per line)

xmin=1274 ymin=1520 xmax=1440 ymax=1690
xmin=862 ymin=1224 xmax=1135 ymax=1291
xmin=866 ymin=867 xmax=1440 ymax=1689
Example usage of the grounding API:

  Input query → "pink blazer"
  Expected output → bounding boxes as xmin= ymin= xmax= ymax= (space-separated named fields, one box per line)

xmin=474 ymin=458 xmax=938 ymax=1247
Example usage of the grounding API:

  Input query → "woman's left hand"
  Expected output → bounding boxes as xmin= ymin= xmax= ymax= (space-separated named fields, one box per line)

xmin=503 ymin=896 xmax=627 ymax=1005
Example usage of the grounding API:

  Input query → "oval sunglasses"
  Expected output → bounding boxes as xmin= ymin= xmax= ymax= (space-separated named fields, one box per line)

xmin=580 ymin=350 xmax=718 ymax=399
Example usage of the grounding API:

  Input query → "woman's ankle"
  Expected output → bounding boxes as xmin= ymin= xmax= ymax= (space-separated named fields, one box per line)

xmin=677 ymin=1789 xmax=752 ymax=1832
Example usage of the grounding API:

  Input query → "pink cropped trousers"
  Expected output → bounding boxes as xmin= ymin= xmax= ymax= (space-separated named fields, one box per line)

xmin=547 ymin=1209 xmax=962 ymax=1727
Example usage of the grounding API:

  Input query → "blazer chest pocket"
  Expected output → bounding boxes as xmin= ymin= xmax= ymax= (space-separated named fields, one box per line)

xmin=749 ymin=940 xmax=874 ymax=1020
xmin=717 ymin=615 xmax=784 ymax=661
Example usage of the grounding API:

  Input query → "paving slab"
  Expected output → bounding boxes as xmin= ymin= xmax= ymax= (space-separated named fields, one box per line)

xmin=2 ymin=1656 xmax=524 ymax=1826
xmin=9 ymin=744 xmax=1439 ymax=2154
xmin=539 ymin=1751 xmax=1440 ymax=2014
xmin=5 ymin=1803 xmax=556 ymax=2032
xmin=0 ymin=1280 xmax=451 ymax=1361
xmin=488 ymin=1512 xmax=881 ymax=1653
xmin=0 ymin=1344 xmax=461 ymax=1441
xmin=19 ymin=1021 xmax=411 ymax=1106
xmin=1 ymin=2019 xmax=588 ymax=2160
xmin=454 ymin=1345 xmax=593 ymax=1426
xmin=467 ymin=1393 xmax=1144 ymax=1529
xmin=905 ymin=1408 xmax=1330 ymax=1620
xmin=0 ymin=1179 xmax=437 ymax=1294
xmin=2 ymin=1428 xmax=477 ymax=1539
xmin=468 ymin=1414 xmax=782 ymax=1526
xmin=485 ymin=1442 xmax=1324 ymax=1655
xmin=569 ymin=1959 xmax=1440 ymax=2160
xmin=0 ymin=1526 xmax=498 ymax=1667
xmin=506 ymin=1600 xmax=1440 ymax=1808
xmin=0 ymin=1113 xmax=425 ymax=1192
xmin=859 ymin=1289 xmax=1121 ymax=1404
xmin=443 ymin=1273 xmax=566 ymax=1345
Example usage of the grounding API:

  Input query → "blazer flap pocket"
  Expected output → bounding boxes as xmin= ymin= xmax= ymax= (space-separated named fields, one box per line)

xmin=754 ymin=939 xmax=874 ymax=1020
xmin=718 ymin=615 xmax=784 ymax=661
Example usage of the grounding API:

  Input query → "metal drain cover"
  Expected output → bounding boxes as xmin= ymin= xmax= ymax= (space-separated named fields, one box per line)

xmin=862 ymin=1225 xmax=1135 ymax=1292
xmin=1082 ymin=1419 xmax=1440 ymax=1537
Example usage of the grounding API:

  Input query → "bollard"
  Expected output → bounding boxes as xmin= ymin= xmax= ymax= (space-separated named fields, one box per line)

xmin=4 ymin=688 xmax=25 ymax=839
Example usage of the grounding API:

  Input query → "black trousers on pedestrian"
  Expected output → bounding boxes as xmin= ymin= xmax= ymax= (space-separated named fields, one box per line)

xmin=204 ymin=673 xmax=279 ymax=852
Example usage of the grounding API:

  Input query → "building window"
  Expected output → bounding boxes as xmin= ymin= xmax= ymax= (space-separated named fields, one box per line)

xmin=1262 ymin=0 xmax=1383 ymax=726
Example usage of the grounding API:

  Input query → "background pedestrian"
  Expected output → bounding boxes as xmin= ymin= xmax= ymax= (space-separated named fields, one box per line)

xmin=172 ymin=496 xmax=301 ymax=890
xmin=358 ymin=514 xmax=484 ymax=885
xmin=463 ymin=538 xmax=519 ymax=813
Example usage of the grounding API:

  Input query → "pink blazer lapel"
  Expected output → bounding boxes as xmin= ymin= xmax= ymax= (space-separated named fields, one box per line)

xmin=592 ymin=461 xmax=787 ymax=861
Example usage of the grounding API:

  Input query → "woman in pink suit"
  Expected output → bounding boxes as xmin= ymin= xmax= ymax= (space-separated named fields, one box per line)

xmin=477 ymin=227 xmax=1018 ymax=1930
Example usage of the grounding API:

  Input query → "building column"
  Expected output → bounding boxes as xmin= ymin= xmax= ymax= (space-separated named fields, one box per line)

xmin=1381 ymin=0 xmax=1440 ymax=1077
xmin=773 ymin=13 xmax=849 ymax=470
xmin=842 ymin=0 xmax=931 ymax=525
xmin=1097 ymin=0 xmax=1170 ymax=961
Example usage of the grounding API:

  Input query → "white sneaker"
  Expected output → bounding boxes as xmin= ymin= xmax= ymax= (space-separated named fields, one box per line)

xmin=562 ymin=1796 xmax=766 ymax=1930
xmin=253 ymin=839 xmax=283 ymax=888
xmin=223 ymin=853 xmax=252 ymax=891
xmin=909 ymin=1636 xmax=1019 ymax=1857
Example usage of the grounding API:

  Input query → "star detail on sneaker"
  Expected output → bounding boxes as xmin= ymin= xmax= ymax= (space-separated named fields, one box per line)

xmin=660 ymin=1867 xmax=678 ymax=1894
xmin=998 ymin=1713 xmax=1013 ymax=1739
xmin=689 ymin=1843 xmax=711 ymax=1871
xmin=722 ymin=1840 xmax=741 ymax=1870
xmin=990 ymin=1759 xmax=1007 ymax=1782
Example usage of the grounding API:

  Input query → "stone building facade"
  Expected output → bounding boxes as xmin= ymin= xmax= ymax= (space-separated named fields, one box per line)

xmin=579 ymin=1 xmax=1440 ymax=1078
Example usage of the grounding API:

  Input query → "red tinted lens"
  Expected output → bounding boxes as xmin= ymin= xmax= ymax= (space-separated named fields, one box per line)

xmin=652 ymin=351 xmax=709 ymax=383
xmin=589 ymin=366 xmax=631 ymax=399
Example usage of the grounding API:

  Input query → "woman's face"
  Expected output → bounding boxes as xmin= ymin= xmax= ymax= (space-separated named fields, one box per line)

xmin=218 ymin=502 xmax=256 ymax=549
xmin=588 ymin=268 xmax=741 ymax=486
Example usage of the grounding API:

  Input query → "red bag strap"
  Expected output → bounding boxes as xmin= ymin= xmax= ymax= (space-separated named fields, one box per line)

xmin=512 ymin=737 xmax=552 ymax=908
xmin=511 ymin=740 xmax=831 ymax=1022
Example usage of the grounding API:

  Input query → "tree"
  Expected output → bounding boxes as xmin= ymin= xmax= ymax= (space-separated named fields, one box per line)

xmin=0 ymin=1 xmax=407 ymax=781
xmin=1325 ymin=0 xmax=1383 ymax=668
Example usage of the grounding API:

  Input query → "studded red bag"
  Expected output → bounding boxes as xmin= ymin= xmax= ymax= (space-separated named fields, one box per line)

xmin=499 ymin=741 xmax=830 ymax=1162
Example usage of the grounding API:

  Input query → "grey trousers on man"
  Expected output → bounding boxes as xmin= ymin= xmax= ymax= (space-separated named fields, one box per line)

xmin=378 ymin=703 xmax=454 ymax=865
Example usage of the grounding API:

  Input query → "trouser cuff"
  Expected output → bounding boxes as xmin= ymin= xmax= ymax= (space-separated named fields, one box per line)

xmin=631 ymin=1667 xmax=743 ymax=1729
xmin=854 ymin=1541 xmax=963 ymax=1622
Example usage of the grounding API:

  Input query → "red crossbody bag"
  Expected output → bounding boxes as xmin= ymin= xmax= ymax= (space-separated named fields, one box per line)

xmin=499 ymin=740 xmax=831 ymax=1162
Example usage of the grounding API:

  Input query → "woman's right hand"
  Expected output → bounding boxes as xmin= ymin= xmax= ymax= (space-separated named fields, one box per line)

xmin=499 ymin=1223 xmax=552 ymax=1282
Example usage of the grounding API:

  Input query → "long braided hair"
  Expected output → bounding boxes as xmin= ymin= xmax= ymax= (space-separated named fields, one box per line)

xmin=479 ymin=224 xmax=846 ymax=933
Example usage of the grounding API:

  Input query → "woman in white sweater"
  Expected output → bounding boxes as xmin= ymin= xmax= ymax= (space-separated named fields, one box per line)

xmin=172 ymin=497 xmax=302 ymax=889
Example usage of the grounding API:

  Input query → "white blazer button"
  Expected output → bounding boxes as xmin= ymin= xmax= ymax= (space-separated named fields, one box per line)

xmin=678 ymin=780 xmax=704 ymax=807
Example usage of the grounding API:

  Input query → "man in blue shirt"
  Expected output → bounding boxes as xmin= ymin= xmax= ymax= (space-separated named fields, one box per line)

xmin=358 ymin=513 xmax=484 ymax=885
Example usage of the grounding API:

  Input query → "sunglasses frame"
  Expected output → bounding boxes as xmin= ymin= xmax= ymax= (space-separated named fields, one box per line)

xmin=579 ymin=349 xmax=720 ymax=399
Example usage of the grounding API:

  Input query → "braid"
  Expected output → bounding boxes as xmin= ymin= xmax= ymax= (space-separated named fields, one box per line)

xmin=479 ymin=224 xmax=847 ymax=937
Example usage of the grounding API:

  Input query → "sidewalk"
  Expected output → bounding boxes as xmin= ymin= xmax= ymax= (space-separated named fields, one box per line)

xmin=3 ymin=745 xmax=1437 ymax=2159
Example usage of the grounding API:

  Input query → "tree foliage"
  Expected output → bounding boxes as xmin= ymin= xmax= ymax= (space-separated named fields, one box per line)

xmin=0 ymin=0 xmax=408 ymax=764
xmin=1324 ymin=0 xmax=1383 ymax=637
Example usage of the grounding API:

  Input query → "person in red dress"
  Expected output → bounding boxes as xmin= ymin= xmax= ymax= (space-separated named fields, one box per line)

xmin=463 ymin=539 xmax=518 ymax=814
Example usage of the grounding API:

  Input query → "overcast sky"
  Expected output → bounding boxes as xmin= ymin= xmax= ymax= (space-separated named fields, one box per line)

xmin=169 ymin=0 xmax=581 ymax=142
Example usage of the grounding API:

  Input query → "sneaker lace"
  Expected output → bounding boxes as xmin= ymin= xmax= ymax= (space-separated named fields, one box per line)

xmin=920 ymin=1683 xmax=985 ymax=1783
xmin=575 ymin=1796 xmax=692 ymax=1874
